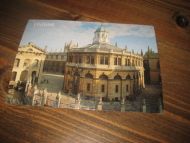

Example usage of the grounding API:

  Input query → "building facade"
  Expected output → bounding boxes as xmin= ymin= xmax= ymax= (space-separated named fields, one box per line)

xmin=9 ymin=43 xmax=67 ymax=90
xmin=10 ymin=43 xmax=46 ymax=86
xmin=143 ymin=47 xmax=161 ymax=84
xmin=64 ymin=26 xmax=145 ymax=101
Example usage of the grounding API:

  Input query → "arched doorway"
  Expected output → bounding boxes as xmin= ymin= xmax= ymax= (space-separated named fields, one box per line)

xmin=31 ymin=71 xmax=37 ymax=85
xmin=20 ymin=70 xmax=28 ymax=82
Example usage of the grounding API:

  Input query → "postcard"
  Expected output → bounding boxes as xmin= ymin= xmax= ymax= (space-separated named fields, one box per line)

xmin=6 ymin=20 xmax=163 ymax=112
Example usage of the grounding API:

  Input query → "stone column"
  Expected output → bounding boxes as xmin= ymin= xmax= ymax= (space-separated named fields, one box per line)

xmin=97 ymin=96 xmax=103 ymax=111
xmin=32 ymin=85 xmax=38 ymax=106
xmin=142 ymin=72 xmax=145 ymax=88
xmin=56 ymin=91 xmax=61 ymax=108
xmin=95 ymin=54 xmax=98 ymax=65
xmin=142 ymin=99 xmax=146 ymax=112
xmin=42 ymin=88 xmax=47 ymax=106
xmin=15 ymin=70 xmax=21 ymax=83
xmin=76 ymin=93 xmax=81 ymax=109
xmin=32 ymin=93 xmax=36 ymax=106
xmin=109 ymin=54 xmax=113 ymax=68
xmin=25 ymin=82 xmax=30 ymax=93
xmin=121 ymin=55 xmax=125 ymax=66
xmin=38 ymin=58 xmax=45 ymax=84
xmin=120 ymin=97 xmax=125 ymax=112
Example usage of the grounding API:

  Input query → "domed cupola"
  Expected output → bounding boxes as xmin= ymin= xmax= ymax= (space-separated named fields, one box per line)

xmin=93 ymin=25 xmax=109 ymax=44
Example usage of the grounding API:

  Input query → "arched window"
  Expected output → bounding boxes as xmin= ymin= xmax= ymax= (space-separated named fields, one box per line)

xmin=85 ymin=73 xmax=93 ymax=79
xmin=99 ymin=74 xmax=108 ymax=80
xmin=114 ymin=74 xmax=122 ymax=80
xmin=14 ymin=58 xmax=20 ymax=67
xmin=23 ymin=59 xmax=30 ymax=67
xmin=126 ymin=74 xmax=131 ymax=80
xmin=20 ymin=70 xmax=28 ymax=81
xmin=34 ymin=59 xmax=39 ymax=67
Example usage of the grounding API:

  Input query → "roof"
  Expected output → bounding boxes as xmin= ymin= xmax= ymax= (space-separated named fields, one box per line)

xmin=18 ymin=43 xmax=46 ymax=53
xmin=69 ymin=43 xmax=122 ymax=52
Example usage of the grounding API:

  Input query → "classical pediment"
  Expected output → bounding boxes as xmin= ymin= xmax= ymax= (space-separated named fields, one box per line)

xmin=18 ymin=43 xmax=46 ymax=54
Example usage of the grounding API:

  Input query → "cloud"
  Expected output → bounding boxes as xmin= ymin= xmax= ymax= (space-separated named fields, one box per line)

xmin=20 ymin=20 xmax=156 ymax=52
xmin=103 ymin=24 xmax=155 ymax=39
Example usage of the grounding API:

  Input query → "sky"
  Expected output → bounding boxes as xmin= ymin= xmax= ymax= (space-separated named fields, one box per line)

xmin=20 ymin=20 xmax=158 ymax=53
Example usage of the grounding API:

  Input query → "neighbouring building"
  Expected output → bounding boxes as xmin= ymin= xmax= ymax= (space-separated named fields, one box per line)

xmin=9 ymin=43 xmax=46 ymax=86
xmin=9 ymin=42 xmax=68 ymax=92
xmin=143 ymin=47 xmax=161 ymax=84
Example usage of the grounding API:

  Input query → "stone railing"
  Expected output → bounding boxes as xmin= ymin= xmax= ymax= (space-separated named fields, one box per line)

xmin=27 ymin=85 xmax=62 ymax=108
xmin=66 ymin=63 xmax=143 ymax=70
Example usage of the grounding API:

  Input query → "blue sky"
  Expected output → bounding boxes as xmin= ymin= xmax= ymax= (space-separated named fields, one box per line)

xmin=20 ymin=20 xmax=158 ymax=53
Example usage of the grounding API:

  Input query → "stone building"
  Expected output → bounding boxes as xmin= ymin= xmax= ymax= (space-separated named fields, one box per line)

xmin=9 ymin=26 xmax=145 ymax=101
xmin=43 ymin=52 xmax=66 ymax=74
xmin=64 ymin=26 xmax=145 ymax=101
xmin=10 ymin=43 xmax=46 ymax=86
xmin=9 ymin=43 xmax=68 ymax=92
xmin=143 ymin=47 xmax=161 ymax=84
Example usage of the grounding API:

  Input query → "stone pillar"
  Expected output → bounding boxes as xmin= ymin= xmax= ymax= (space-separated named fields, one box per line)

xmin=142 ymin=72 xmax=145 ymax=88
xmin=138 ymin=75 xmax=141 ymax=90
xmin=38 ymin=58 xmax=45 ymax=84
xmin=25 ymin=82 xmax=31 ymax=93
xmin=32 ymin=93 xmax=36 ymax=106
xmin=95 ymin=54 xmax=98 ymax=65
xmin=97 ymin=96 xmax=103 ymax=111
xmin=56 ymin=91 xmax=61 ymax=108
xmin=76 ymin=93 xmax=81 ymax=109
xmin=121 ymin=55 xmax=125 ymax=66
xmin=120 ymin=97 xmax=125 ymax=112
xmin=142 ymin=99 xmax=146 ymax=112
xmin=15 ymin=70 xmax=21 ymax=83
xmin=109 ymin=54 xmax=113 ymax=67
xmin=41 ymin=88 xmax=47 ymax=106
xmin=32 ymin=85 xmax=39 ymax=106
xmin=130 ymin=54 xmax=132 ymax=67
